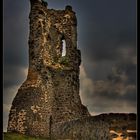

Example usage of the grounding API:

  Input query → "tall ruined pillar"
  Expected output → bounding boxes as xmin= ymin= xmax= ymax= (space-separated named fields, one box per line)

xmin=7 ymin=0 xmax=90 ymax=137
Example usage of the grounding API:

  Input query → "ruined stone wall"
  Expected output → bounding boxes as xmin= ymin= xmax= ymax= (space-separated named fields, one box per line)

xmin=7 ymin=1 xmax=136 ymax=139
xmin=7 ymin=0 xmax=90 ymax=138
xmin=52 ymin=113 xmax=136 ymax=140
xmin=52 ymin=118 xmax=110 ymax=140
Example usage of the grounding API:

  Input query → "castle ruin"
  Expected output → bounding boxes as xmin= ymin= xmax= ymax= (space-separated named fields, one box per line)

xmin=7 ymin=0 xmax=136 ymax=139
xmin=7 ymin=0 xmax=90 ymax=137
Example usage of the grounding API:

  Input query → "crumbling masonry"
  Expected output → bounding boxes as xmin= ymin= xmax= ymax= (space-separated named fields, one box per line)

xmin=7 ymin=0 xmax=136 ymax=139
xmin=7 ymin=0 xmax=90 ymax=137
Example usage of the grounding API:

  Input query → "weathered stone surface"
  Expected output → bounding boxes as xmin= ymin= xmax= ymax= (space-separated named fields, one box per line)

xmin=52 ymin=113 xmax=136 ymax=140
xmin=7 ymin=0 xmax=136 ymax=139
xmin=7 ymin=0 xmax=90 ymax=138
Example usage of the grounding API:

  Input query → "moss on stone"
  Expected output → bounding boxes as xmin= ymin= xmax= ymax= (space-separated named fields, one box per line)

xmin=59 ymin=56 xmax=69 ymax=66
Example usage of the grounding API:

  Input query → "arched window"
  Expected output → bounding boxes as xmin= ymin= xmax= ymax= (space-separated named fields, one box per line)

xmin=62 ymin=39 xmax=66 ymax=56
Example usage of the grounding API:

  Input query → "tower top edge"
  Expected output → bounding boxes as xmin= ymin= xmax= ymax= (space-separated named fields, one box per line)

xmin=30 ymin=0 xmax=73 ymax=11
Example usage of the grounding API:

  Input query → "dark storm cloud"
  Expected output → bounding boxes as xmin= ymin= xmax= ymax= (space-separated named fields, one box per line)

xmin=77 ymin=0 xmax=136 ymax=85
xmin=80 ymin=61 xmax=136 ymax=115
xmin=4 ymin=0 xmax=29 ymax=103
xmin=4 ymin=65 xmax=28 ymax=89
xmin=3 ymin=0 xmax=30 ymax=131
xmin=80 ymin=79 xmax=137 ymax=115
xmin=92 ymin=82 xmax=136 ymax=102
xmin=77 ymin=0 xmax=136 ymax=62
xmin=4 ymin=0 xmax=29 ymax=67
xmin=108 ymin=61 xmax=136 ymax=85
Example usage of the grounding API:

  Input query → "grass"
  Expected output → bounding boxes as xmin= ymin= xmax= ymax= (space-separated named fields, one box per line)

xmin=3 ymin=132 xmax=49 ymax=140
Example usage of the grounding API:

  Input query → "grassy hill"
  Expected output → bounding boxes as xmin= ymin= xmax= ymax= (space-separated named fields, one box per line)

xmin=3 ymin=132 xmax=49 ymax=140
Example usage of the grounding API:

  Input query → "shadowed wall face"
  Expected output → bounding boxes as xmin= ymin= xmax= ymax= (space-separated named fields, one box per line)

xmin=52 ymin=114 xmax=136 ymax=140
xmin=7 ymin=0 xmax=90 ymax=137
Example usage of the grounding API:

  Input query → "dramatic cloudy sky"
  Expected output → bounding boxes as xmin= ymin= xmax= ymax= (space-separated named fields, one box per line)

xmin=3 ymin=0 xmax=137 ymax=131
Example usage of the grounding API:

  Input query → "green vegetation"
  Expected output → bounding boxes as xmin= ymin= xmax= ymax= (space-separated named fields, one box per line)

xmin=59 ymin=56 xmax=69 ymax=66
xmin=3 ymin=132 xmax=49 ymax=140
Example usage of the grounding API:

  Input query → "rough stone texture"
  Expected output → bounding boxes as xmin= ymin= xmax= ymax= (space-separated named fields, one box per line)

xmin=52 ymin=117 xmax=110 ymax=140
xmin=52 ymin=113 xmax=136 ymax=140
xmin=7 ymin=0 xmax=90 ymax=138
xmin=7 ymin=0 xmax=136 ymax=139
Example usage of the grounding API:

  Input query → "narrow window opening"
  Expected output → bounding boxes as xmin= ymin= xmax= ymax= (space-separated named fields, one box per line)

xmin=62 ymin=39 xmax=66 ymax=56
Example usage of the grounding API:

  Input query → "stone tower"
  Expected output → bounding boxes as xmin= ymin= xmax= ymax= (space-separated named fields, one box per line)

xmin=7 ymin=0 xmax=90 ymax=137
